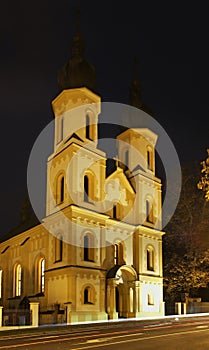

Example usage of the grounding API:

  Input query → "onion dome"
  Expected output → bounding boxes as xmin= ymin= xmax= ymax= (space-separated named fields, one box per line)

xmin=57 ymin=13 xmax=96 ymax=91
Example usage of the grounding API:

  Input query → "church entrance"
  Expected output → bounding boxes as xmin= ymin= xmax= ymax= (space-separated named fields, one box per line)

xmin=106 ymin=265 xmax=138 ymax=319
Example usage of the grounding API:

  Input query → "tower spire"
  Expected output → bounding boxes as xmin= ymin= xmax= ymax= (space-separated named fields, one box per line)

xmin=75 ymin=8 xmax=81 ymax=34
xmin=130 ymin=57 xmax=142 ymax=109
xmin=57 ymin=10 xmax=96 ymax=91
xmin=133 ymin=57 xmax=139 ymax=79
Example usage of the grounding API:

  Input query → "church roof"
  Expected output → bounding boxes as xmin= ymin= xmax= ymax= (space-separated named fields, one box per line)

xmin=129 ymin=58 xmax=153 ymax=115
xmin=0 ymin=195 xmax=40 ymax=243
xmin=0 ymin=216 xmax=40 ymax=243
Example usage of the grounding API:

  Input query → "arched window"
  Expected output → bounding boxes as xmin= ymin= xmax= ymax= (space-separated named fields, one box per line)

xmin=113 ymin=202 xmax=120 ymax=220
xmin=86 ymin=114 xmax=91 ymax=140
xmin=113 ymin=242 xmax=124 ymax=265
xmin=0 ymin=270 xmax=2 ymax=299
xmin=86 ymin=112 xmax=94 ymax=140
xmin=55 ymin=234 xmax=63 ymax=262
xmin=147 ymin=246 xmax=155 ymax=271
xmin=56 ymin=174 xmax=65 ymax=204
xmin=147 ymin=147 xmax=153 ymax=171
xmin=35 ymin=257 xmax=46 ymax=294
xmin=114 ymin=244 xmax=119 ymax=265
xmin=40 ymin=259 xmax=45 ymax=293
xmin=83 ymin=286 xmax=94 ymax=304
xmin=113 ymin=203 xmax=117 ymax=219
xmin=15 ymin=264 xmax=22 ymax=297
xmin=146 ymin=199 xmax=154 ymax=223
xmin=83 ymin=172 xmax=94 ymax=204
xmin=60 ymin=176 xmax=64 ymax=202
xmin=84 ymin=287 xmax=89 ymax=303
xmin=84 ymin=175 xmax=89 ymax=202
xmin=84 ymin=234 xmax=94 ymax=262
xmin=84 ymin=235 xmax=89 ymax=261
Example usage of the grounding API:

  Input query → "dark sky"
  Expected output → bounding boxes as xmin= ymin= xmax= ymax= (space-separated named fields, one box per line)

xmin=0 ymin=1 xmax=209 ymax=234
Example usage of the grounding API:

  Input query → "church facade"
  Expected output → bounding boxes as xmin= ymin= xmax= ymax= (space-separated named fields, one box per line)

xmin=0 ymin=25 xmax=165 ymax=325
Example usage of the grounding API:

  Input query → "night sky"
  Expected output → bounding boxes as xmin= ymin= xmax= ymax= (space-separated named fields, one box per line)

xmin=0 ymin=1 xmax=209 ymax=235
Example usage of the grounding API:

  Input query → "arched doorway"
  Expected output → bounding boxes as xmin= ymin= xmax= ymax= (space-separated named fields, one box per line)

xmin=106 ymin=265 xmax=138 ymax=319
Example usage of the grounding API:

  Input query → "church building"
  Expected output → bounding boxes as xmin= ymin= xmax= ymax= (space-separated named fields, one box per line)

xmin=0 ymin=21 xmax=165 ymax=324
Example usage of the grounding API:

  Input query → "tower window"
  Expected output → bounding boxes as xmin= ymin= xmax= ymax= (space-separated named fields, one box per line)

xmin=84 ymin=235 xmax=89 ymax=261
xmin=86 ymin=114 xmax=90 ymax=139
xmin=56 ymin=174 xmax=65 ymax=204
xmin=147 ymin=147 xmax=153 ymax=171
xmin=86 ymin=114 xmax=93 ymax=140
xmin=83 ymin=234 xmax=94 ymax=262
xmin=60 ymin=176 xmax=64 ymax=202
xmin=146 ymin=199 xmax=154 ymax=223
xmin=147 ymin=246 xmax=154 ymax=271
xmin=113 ymin=204 xmax=117 ymax=219
xmin=83 ymin=172 xmax=94 ymax=203
xmin=55 ymin=234 xmax=63 ymax=262
xmin=114 ymin=244 xmax=119 ymax=265
xmin=84 ymin=175 xmax=89 ymax=202
xmin=113 ymin=242 xmax=124 ymax=265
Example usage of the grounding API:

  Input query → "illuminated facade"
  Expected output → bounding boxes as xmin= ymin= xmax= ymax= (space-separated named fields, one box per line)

xmin=0 ymin=24 xmax=165 ymax=324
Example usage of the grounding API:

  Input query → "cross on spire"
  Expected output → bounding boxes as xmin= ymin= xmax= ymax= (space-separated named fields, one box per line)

xmin=75 ymin=8 xmax=81 ymax=33
xmin=134 ymin=56 xmax=139 ymax=79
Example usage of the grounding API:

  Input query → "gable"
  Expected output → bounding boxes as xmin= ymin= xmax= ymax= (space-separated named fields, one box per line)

xmin=64 ymin=132 xmax=84 ymax=144
xmin=105 ymin=167 xmax=135 ymax=205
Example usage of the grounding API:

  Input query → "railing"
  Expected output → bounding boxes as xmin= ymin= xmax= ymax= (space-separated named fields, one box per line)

xmin=39 ymin=306 xmax=65 ymax=325
xmin=3 ymin=309 xmax=32 ymax=326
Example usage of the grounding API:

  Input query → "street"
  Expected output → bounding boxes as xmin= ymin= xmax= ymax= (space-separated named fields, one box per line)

xmin=1 ymin=316 xmax=209 ymax=349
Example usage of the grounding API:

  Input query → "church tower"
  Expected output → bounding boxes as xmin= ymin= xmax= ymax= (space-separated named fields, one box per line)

xmin=116 ymin=127 xmax=164 ymax=316
xmin=44 ymin=17 xmax=109 ymax=322
xmin=46 ymin=13 xmax=107 ymax=217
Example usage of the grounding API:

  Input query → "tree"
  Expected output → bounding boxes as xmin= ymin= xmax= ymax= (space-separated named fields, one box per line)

xmin=163 ymin=162 xmax=209 ymax=303
xmin=197 ymin=149 xmax=209 ymax=201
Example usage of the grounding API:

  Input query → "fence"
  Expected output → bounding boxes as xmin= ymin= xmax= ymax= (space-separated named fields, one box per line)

xmin=3 ymin=309 xmax=31 ymax=326
xmin=0 ymin=303 xmax=39 ymax=329
xmin=187 ymin=302 xmax=209 ymax=314
xmin=39 ymin=304 xmax=65 ymax=325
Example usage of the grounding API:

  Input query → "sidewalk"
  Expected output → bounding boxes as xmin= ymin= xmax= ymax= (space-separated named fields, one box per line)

xmin=1 ymin=313 xmax=209 ymax=337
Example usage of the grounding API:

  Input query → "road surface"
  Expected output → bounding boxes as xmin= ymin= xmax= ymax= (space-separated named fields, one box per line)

xmin=1 ymin=316 xmax=209 ymax=349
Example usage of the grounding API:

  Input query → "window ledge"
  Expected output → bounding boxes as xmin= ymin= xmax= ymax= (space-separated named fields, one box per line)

xmin=7 ymin=296 xmax=21 ymax=300
xmin=84 ymin=302 xmax=93 ymax=305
